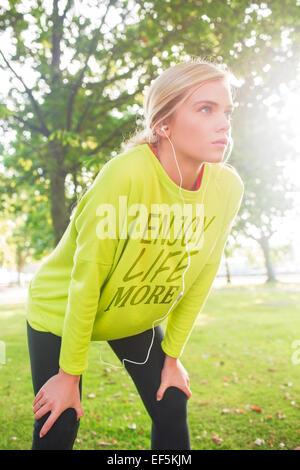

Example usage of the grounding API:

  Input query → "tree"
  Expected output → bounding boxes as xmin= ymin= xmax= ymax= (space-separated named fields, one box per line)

xmin=0 ymin=0 xmax=299 ymax=281
xmin=232 ymin=71 xmax=299 ymax=282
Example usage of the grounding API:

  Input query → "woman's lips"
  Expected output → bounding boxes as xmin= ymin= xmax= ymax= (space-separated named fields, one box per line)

xmin=212 ymin=142 xmax=226 ymax=148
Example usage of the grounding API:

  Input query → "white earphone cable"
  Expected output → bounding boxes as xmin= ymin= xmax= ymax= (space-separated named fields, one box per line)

xmin=99 ymin=127 xmax=213 ymax=369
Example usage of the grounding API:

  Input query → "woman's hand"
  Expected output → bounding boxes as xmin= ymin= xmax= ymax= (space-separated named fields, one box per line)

xmin=32 ymin=368 xmax=84 ymax=438
xmin=156 ymin=355 xmax=192 ymax=401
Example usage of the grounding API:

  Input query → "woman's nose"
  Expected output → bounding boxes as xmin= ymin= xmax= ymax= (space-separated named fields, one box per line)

xmin=217 ymin=114 xmax=231 ymax=131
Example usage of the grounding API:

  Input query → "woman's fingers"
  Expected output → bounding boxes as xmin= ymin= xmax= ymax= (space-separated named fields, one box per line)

xmin=76 ymin=405 xmax=84 ymax=421
xmin=186 ymin=384 xmax=192 ymax=399
xmin=34 ymin=401 xmax=52 ymax=420
xmin=32 ymin=397 xmax=48 ymax=415
xmin=39 ymin=409 xmax=60 ymax=438
xmin=33 ymin=389 xmax=44 ymax=407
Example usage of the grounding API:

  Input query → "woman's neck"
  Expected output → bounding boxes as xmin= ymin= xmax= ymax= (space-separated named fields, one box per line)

xmin=151 ymin=142 xmax=203 ymax=191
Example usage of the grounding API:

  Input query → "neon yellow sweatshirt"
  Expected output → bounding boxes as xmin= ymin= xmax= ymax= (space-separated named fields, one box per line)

xmin=26 ymin=143 xmax=244 ymax=375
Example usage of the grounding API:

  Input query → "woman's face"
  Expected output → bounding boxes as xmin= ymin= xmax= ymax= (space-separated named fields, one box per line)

xmin=166 ymin=78 xmax=233 ymax=164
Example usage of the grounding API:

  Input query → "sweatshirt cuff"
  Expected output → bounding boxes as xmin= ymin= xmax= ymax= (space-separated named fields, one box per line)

xmin=160 ymin=340 xmax=181 ymax=359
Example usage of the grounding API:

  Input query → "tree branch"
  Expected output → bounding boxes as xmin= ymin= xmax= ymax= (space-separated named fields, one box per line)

xmin=66 ymin=0 xmax=118 ymax=131
xmin=61 ymin=0 xmax=73 ymax=21
xmin=73 ymin=20 xmax=192 ymax=135
xmin=0 ymin=49 xmax=49 ymax=135
xmin=12 ymin=114 xmax=50 ymax=137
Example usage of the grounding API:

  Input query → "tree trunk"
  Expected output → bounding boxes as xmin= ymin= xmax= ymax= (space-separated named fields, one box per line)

xmin=16 ymin=246 xmax=26 ymax=286
xmin=49 ymin=141 xmax=69 ymax=247
xmin=259 ymin=234 xmax=277 ymax=283
xmin=225 ymin=257 xmax=231 ymax=286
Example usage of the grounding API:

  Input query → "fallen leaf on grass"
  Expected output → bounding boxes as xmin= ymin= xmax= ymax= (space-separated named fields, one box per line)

xmin=221 ymin=408 xmax=231 ymax=414
xmin=235 ymin=409 xmax=244 ymax=414
xmin=276 ymin=411 xmax=286 ymax=419
xmin=128 ymin=423 xmax=137 ymax=429
xmin=212 ymin=433 xmax=223 ymax=445
xmin=105 ymin=379 xmax=117 ymax=384
xmin=98 ymin=441 xmax=113 ymax=446
xmin=251 ymin=405 xmax=262 ymax=412
xmin=254 ymin=438 xmax=265 ymax=446
xmin=88 ymin=393 xmax=96 ymax=398
xmin=123 ymin=415 xmax=133 ymax=420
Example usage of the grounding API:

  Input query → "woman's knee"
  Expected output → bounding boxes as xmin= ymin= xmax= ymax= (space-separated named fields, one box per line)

xmin=32 ymin=408 xmax=80 ymax=450
xmin=153 ymin=386 xmax=188 ymax=426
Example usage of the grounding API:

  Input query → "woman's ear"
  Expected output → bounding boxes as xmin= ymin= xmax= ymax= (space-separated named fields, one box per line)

xmin=155 ymin=124 xmax=170 ymax=138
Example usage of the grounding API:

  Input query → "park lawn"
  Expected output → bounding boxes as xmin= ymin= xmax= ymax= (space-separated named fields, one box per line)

xmin=0 ymin=281 xmax=299 ymax=450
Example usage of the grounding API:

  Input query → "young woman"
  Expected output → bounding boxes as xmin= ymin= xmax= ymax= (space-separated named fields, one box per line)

xmin=26 ymin=57 xmax=244 ymax=450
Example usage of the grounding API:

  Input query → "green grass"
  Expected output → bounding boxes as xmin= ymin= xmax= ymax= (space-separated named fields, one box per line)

xmin=0 ymin=281 xmax=300 ymax=450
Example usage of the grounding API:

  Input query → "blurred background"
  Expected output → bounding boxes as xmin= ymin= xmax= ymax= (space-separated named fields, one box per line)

xmin=1 ymin=0 xmax=300 ymax=452
xmin=0 ymin=0 xmax=299 ymax=297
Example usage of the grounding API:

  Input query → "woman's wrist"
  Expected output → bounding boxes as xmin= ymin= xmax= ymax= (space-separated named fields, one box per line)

xmin=164 ymin=354 xmax=178 ymax=365
xmin=58 ymin=367 xmax=81 ymax=383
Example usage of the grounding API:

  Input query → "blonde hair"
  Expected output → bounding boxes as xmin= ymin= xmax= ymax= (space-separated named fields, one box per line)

xmin=70 ymin=58 xmax=237 ymax=219
xmin=119 ymin=57 xmax=236 ymax=155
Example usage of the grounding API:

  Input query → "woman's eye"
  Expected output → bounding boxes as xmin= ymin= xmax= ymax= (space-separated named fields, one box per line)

xmin=199 ymin=106 xmax=211 ymax=113
xmin=199 ymin=106 xmax=233 ymax=119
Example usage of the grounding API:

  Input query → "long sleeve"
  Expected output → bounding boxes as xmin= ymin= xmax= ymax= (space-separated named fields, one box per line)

xmin=59 ymin=260 xmax=112 ymax=375
xmin=160 ymin=174 xmax=244 ymax=359
xmin=59 ymin=161 xmax=129 ymax=375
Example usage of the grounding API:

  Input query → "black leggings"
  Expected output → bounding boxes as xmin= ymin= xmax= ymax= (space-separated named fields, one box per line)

xmin=26 ymin=320 xmax=190 ymax=450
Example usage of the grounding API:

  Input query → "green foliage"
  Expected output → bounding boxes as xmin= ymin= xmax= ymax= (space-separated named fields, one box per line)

xmin=0 ymin=0 xmax=299 ymax=268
